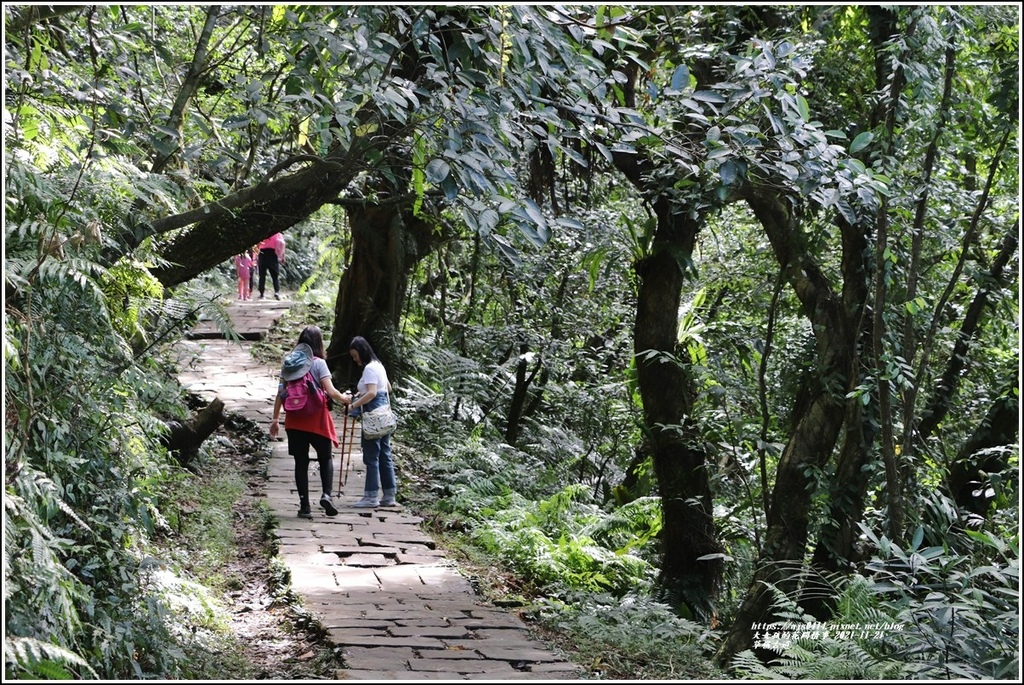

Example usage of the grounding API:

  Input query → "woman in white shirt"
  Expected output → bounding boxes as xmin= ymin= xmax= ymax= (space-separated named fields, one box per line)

xmin=340 ymin=336 xmax=398 ymax=508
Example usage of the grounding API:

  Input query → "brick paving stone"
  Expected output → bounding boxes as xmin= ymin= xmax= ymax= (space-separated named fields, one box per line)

xmin=332 ymin=566 xmax=383 ymax=586
xmin=372 ymin=563 xmax=423 ymax=582
xmin=323 ymin=544 xmax=401 ymax=556
xmin=415 ymin=647 xmax=485 ymax=660
xmin=392 ymin=616 xmax=457 ymax=628
xmin=441 ymin=639 xmax=496 ymax=651
xmin=439 ymin=636 xmax=551 ymax=657
xmin=389 ymin=625 xmax=473 ymax=639
xmin=338 ymin=553 xmax=393 ymax=567
xmin=473 ymin=646 xmax=565 ymax=663
xmin=327 ymin=630 xmax=446 ymax=650
xmin=338 ymin=646 xmax=416 ymax=670
xmin=352 ymin=609 xmax=442 ymax=622
xmin=323 ymin=602 xmax=383 ymax=615
xmin=318 ymin=617 xmax=401 ymax=630
xmin=395 ymin=551 xmax=451 ymax=564
xmin=336 ymin=669 xmax=458 ymax=680
xmin=452 ymin=613 xmax=531 ymax=629
xmin=473 ymin=628 xmax=551 ymax=642
xmin=408 ymin=658 xmax=520 ymax=674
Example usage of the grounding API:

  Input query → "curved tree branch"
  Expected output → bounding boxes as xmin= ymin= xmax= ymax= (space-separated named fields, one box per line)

xmin=147 ymin=154 xmax=347 ymax=237
xmin=151 ymin=6 xmax=222 ymax=174
xmin=6 ymin=5 xmax=86 ymax=33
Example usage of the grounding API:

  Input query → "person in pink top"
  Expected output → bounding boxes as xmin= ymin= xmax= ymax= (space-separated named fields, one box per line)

xmin=257 ymin=232 xmax=286 ymax=299
xmin=234 ymin=248 xmax=254 ymax=300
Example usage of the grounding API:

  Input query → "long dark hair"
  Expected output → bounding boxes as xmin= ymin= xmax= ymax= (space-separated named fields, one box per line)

xmin=348 ymin=336 xmax=379 ymax=366
xmin=298 ymin=325 xmax=326 ymax=359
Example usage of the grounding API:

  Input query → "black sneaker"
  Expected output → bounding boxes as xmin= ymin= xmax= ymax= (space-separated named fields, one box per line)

xmin=298 ymin=500 xmax=312 ymax=518
xmin=320 ymin=494 xmax=339 ymax=516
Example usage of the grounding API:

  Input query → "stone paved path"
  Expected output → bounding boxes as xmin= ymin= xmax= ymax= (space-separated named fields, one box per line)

xmin=175 ymin=296 xmax=584 ymax=680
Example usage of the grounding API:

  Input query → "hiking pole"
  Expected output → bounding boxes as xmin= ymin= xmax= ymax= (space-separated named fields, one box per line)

xmin=343 ymin=408 xmax=356 ymax=486
xmin=337 ymin=411 xmax=349 ymax=492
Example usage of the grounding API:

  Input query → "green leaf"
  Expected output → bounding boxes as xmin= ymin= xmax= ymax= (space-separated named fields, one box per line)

xmin=439 ymin=174 xmax=458 ymax=201
xmin=719 ymin=159 xmax=739 ymax=185
xmin=910 ymin=525 xmax=924 ymax=551
xmin=795 ymin=94 xmax=810 ymax=121
xmin=692 ymin=90 xmax=726 ymax=104
xmin=850 ymin=131 xmax=874 ymax=154
xmin=478 ymin=208 xmax=499 ymax=235
xmin=837 ymin=200 xmax=857 ymax=224
xmin=425 ymin=159 xmax=451 ymax=184
xmin=522 ymin=198 xmax=545 ymax=226
xmin=670 ymin=64 xmax=690 ymax=91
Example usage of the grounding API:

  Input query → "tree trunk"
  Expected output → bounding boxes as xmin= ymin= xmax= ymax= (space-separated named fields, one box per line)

xmin=504 ymin=342 xmax=541 ymax=446
xmin=150 ymin=6 xmax=220 ymax=175
xmin=634 ymin=198 xmax=723 ymax=619
xmin=717 ymin=190 xmax=864 ymax=663
xmin=808 ymin=357 xmax=873 ymax=577
xmin=324 ymin=200 xmax=441 ymax=386
xmin=917 ymin=223 xmax=1019 ymax=440
xmin=806 ymin=216 xmax=873 ymax=607
xmin=946 ymin=376 xmax=1019 ymax=515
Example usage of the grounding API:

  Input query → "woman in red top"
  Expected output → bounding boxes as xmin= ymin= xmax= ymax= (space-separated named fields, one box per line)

xmin=270 ymin=326 xmax=347 ymax=518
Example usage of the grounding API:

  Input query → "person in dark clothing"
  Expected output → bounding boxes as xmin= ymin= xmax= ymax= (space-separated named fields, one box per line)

xmin=257 ymin=232 xmax=286 ymax=299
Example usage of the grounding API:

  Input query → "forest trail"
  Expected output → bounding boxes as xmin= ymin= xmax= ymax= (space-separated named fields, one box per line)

xmin=175 ymin=294 xmax=583 ymax=680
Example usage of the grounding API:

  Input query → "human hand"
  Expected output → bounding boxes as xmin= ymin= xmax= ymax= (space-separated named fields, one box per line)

xmin=269 ymin=418 xmax=280 ymax=439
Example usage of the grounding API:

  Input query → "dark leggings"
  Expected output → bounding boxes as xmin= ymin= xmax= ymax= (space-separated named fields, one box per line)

xmin=286 ymin=429 xmax=334 ymax=499
xmin=258 ymin=248 xmax=280 ymax=295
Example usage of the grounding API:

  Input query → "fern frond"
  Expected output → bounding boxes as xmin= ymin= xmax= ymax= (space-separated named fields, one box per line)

xmin=3 ymin=636 xmax=97 ymax=680
xmin=729 ymin=649 xmax=781 ymax=679
xmin=407 ymin=345 xmax=490 ymax=413
xmin=583 ymin=496 xmax=662 ymax=554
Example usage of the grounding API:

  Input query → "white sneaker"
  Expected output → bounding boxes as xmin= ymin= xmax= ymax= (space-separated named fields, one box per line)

xmin=352 ymin=496 xmax=379 ymax=508
xmin=379 ymin=496 xmax=398 ymax=507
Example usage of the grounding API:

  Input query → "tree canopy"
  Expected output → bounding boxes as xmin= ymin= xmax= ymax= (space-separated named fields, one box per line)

xmin=5 ymin=4 xmax=1019 ymax=679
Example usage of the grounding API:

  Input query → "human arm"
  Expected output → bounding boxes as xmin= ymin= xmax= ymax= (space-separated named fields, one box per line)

xmin=344 ymin=383 xmax=377 ymax=410
xmin=269 ymin=394 xmax=283 ymax=438
xmin=318 ymin=373 xmax=347 ymax=404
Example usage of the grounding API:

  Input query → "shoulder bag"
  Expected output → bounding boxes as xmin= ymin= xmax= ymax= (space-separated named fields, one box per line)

xmin=360 ymin=397 xmax=397 ymax=439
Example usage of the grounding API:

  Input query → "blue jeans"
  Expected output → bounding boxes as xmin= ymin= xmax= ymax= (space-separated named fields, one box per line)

xmin=360 ymin=392 xmax=396 ymax=497
xmin=362 ymin=432 xmax=395 ymax=497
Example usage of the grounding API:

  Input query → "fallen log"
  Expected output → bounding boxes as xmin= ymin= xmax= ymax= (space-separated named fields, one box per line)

xmin=162 ymin=398 xmax=226 ymax=467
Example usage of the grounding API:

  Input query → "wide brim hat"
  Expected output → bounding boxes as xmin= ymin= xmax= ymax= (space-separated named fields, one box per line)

xmin=281 ymin=343 xmax=314 ymax=381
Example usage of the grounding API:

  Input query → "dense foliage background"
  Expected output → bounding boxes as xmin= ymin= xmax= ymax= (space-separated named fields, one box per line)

xmin=4 ymin=5 xmax=1019 ymax=679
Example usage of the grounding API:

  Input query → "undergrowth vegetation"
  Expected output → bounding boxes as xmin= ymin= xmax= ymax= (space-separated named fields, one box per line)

xmin=4 ymin=153 xmax=292 ymax=677
xmin=387 ymin=314 xmax=1019 ymax=680
xmin=391 ymin=329 xmax=726 ymax=678
xmin=730 ymin=524 xmax=1018 ymax=679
